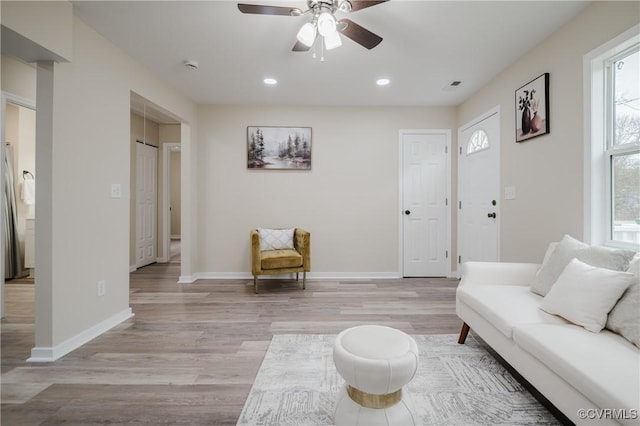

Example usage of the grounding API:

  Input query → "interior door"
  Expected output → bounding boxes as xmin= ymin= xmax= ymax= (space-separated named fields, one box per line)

xmin=458 ymin=109 xmax=500 ymax=265
xmin=402 ymin=131 xmax=448 ymax=277
xmin=136 ymin=142 xmax=158 ymax=268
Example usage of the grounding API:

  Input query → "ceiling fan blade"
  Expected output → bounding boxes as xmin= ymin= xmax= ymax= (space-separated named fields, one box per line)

xmin=237 ymin=3 xmax=300 ymax=16
xmin=349 ymin=0 xmax=389 ymax=12
xmin=292 ymin=40 xmax=312 ymax=52
xmin=338 ymin=19 xmax=383 ymax=49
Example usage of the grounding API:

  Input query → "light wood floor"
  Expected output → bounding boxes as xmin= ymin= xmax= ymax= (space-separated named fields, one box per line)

xmin=1 ymin=263 xmax=463 ymax=425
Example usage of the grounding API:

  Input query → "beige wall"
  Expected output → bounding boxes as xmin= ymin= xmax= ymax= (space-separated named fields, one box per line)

xmin=130 ymin=112 xmax=160 ymax=145
xmin=1 ymin=1 xmax=72 ymax=62
xmin=456 ymin=1 xmax=640 ymax=263
xmin=1 ymin=54 xmax=37 ymax=100
xmin=196 ymin=105 xmax=456 ymax=276
xmin=160 ymin=124 xmax=181 ymax=142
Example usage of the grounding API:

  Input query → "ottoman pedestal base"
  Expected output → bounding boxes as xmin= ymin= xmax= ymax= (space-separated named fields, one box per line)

xmin=347 ymin=385 xmax=402 ymax=409
xmin=332 ymin=325 xmax=419 ymax=426
xmin=334 ymin=386 xmax=416 ymax=426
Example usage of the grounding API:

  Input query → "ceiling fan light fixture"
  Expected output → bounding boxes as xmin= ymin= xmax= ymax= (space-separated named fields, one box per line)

xmin=324 ymin=31 xmax=342 ymax=50
xmin=317 ymin=11 xmax=337 ymax=37
xmin=297 ymin=22 xmax=317 ymax=47
xmin=337 ymin=0 xmax=352 ymax=12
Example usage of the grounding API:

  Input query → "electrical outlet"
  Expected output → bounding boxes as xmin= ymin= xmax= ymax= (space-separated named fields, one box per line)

xmin=97 ymin=280 xmax=106 ymax=297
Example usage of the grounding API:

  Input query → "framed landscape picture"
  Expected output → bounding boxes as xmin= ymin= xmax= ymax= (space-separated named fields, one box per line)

xmin=515 ymin=73 xmax=549 ymax=142
xmin=247 ymin=126 xmax=312 ymax=170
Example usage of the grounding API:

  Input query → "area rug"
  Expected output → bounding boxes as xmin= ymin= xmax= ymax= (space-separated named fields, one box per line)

xmin=237 ymin=334 xmax=560 ymax=426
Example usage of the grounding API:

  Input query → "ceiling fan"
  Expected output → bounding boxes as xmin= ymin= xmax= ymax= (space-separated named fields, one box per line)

xmin=237 ymin=0 xmax=388 ymax=52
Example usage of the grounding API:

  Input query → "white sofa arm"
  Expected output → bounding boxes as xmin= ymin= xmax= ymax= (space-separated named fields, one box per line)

xmin=459 ymin=261 xmax=541 ymax=287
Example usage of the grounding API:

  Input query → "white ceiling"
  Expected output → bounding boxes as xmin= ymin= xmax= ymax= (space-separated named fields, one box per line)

xmin=73 ymin=0 xmax=589 ymax=111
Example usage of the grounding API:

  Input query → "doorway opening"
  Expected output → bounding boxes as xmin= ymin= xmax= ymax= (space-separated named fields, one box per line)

xmin=2 ymin=91 xmax=37 ymax=321
xmin=166 ymin=144 xmax=181 ymax=264
xmin=129 ymin=92 xmax=182 ymax=272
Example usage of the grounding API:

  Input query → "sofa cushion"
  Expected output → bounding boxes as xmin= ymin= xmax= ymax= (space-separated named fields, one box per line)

xmin=456 ymin=284 xmax=568 ymax=339
xmin=530 ymin=235 xmax=588 ymax=297
xmin=258 ymin=228 xmax=295 ymax=251
xmin=261 ymin=249 xmax=302 ymax=270
xmin=539 ymin=258 xmax=635 ymax=332
xmin=607 ymin=256 xmax=640 ymax=348
xmin=513 ymin=324 xmax=640 ymax=418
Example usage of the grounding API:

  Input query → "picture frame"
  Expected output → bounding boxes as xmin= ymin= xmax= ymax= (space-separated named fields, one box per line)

xmin=247 ymin=126 xmax=312 ymax=170
xmin=515 ymin=73 xmax=549 ymax=142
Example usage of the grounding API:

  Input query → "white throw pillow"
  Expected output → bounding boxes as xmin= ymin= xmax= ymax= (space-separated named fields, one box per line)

xmin=574 ymin=245 xmax=636 ymax=272
xmin=540 ymin=242 xmax=558 ymax=267
xmin=540 ymin=258 xmax=635 ymax=333
xmin=606 ymin=256 xmax=640 ymax=347
xmin=258 ymin=228 xmax=295 ymax=251
xmin=530 ymin=235 xmax=588 ymax=296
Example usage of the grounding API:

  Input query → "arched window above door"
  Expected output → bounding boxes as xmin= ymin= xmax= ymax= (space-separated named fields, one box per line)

xmin=466 ymin=129 xmax=490 ymax=155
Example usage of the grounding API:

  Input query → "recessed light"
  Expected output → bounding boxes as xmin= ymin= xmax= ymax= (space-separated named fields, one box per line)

xmin=264 ymin=78 xmax=278 ymax=85
xmin=376 ymin=78 xmax=390 ymax=86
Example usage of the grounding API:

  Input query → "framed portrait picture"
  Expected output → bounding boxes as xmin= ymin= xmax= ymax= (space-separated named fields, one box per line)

xmin=515 ymin=73 xmax=549 ymax=142
xmin=247 ymin=126 xmax=312 ymax=170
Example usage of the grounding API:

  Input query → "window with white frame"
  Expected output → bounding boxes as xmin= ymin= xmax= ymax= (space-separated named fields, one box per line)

xmin=466 ymin=129 xmax=489 ymax=155
xmin=608 ymin=47 xmax=640 ymax=246
xmin=586 ymin=27 xmax=640 ymax=250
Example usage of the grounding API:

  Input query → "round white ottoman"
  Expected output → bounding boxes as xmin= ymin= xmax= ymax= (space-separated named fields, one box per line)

xmin=333 ymin=325 xmax=419 ymax=426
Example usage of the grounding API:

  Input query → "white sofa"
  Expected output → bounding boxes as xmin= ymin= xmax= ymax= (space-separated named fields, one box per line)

xmin=456 ymin=260 xmax=640 ymax=425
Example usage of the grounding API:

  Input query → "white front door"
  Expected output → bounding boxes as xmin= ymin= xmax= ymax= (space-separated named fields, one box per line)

xmin=136 ymin=143 xmax=158 ymax=268
xmin=401 ymin=130 xmax=449 ymax=277
xmin=458 ymin=108 xmax=500 ymax=265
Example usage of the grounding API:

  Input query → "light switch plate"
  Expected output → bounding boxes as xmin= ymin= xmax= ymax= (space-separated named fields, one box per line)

xmin=110 ymin=184 xmax=122 ymax=199
xmin=504 ymin=186 xmax=516 ymax=200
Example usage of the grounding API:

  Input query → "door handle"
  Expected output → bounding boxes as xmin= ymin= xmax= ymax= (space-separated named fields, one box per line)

xmin=488 ymin=212 xmax=496 ymax=219
xmin=405 ymin=210 xmax=411 ymax=215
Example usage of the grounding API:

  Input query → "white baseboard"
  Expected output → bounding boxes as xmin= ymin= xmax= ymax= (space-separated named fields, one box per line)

xmin=129 ymin=265 xmax=137 ymax=273
xmin=309 ymin=272 xmax=401 ymax=280
xmin=183 ymin=271 xmax=402 ymax=282
xmin=27 ymin=308 xmax=134 ymax=363
xmin=178 ymin=274 xmax=197 ymax=284
xmin=174 ymin=271 xmax=457 ymax=283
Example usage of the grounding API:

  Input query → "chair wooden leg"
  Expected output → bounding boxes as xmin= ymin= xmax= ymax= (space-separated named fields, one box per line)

xmin=458 ymin=322 xmax=470 ymax=344
xmin=296 ymin=272 xmax=299 ymax=281
xmin=253 ymin=276 xmax=258 ymax=294
xmin=302 ymin=271 xmax=306 ymax=290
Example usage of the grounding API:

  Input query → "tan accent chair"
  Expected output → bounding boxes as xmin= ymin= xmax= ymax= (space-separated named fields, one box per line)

xmin=251 ymin=228 xmax=310 ymax=294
